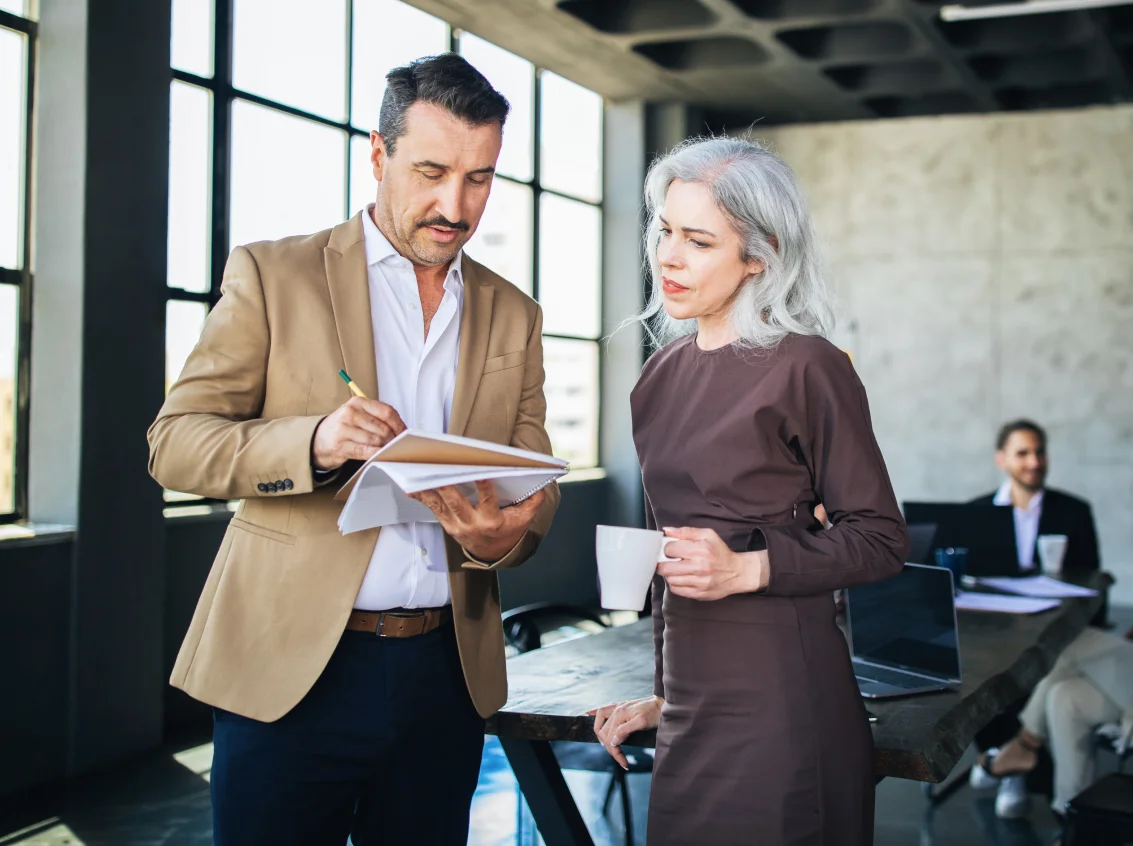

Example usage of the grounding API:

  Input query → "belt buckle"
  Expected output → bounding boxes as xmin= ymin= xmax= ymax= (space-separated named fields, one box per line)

xmin=376 ymin=612 xmax=387 ymax=636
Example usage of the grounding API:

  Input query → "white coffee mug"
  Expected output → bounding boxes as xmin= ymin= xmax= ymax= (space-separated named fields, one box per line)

xmin=595 ymin=525 xmax=679 ymax=611
xmin=1037 ymin=534 xmax=1069 ymax=575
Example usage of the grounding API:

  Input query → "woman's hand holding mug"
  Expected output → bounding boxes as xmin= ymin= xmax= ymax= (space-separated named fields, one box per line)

xmin=659 ymin=527 xmax=769 ymax=601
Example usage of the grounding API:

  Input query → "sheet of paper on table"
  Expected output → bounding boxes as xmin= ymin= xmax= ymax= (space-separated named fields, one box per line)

xmin=955 ymin=590 xmax=1061 ymax=615
xmin=976 ymin=575 xmax=1099 ymax=599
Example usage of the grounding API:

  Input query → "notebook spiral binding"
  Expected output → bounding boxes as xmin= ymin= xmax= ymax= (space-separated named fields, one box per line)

xmin=504 ymin=476 xmax=559 ymax=507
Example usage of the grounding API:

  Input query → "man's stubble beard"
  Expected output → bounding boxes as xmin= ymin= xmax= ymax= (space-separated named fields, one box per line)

xmin=373 ymin=195 xmax=466 ymax=268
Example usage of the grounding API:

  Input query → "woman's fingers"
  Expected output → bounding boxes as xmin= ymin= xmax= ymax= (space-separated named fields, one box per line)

xmin=591 ymin=703 xmax=617 ymax=736
xmin=601 ymin=711 xmax=637 ymax=771
xmin=657 ymin=559 xmax=707 ymax=579
xmin=663 ymin=526 xmax=718 ymax=543
xmin=596 ymin=708 xmax=627 ymax=746
xmin=657 ymin=539 xmax=702 ymax=561
xmin=609 ymin=712 xmax=647 ymax=747
xmin=608 ymin=744 xmax=630 ymax=770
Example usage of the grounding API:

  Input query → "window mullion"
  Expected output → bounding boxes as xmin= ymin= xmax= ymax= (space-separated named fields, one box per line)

xmin=209 ymin=0 xmax=234 ymax=307
xmin=531 ymin=69 xmax=542 ymax=303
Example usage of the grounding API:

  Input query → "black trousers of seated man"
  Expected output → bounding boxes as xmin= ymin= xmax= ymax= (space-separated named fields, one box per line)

xmin=210 ymin=621 xmax=485 ymax=846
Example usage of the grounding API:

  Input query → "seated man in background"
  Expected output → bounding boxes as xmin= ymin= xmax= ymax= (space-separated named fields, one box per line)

xmin=970 ymin=419 xmax=1105 ymax=819
xmin=970 ymin=419 xmax=1099 ymax=573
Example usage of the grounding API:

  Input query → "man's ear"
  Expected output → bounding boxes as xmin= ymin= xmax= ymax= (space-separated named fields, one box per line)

xmin=995 ymin=450 xmax=1007 ymax=472
xmin=370 ymin=130 xmax=388 ymax=182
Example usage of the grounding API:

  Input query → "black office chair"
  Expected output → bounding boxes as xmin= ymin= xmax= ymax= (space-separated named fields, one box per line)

xmin=501 ymin=601 xmax=608 ymax=655
xmin=501 ymin=602 xmax=652 ymax=846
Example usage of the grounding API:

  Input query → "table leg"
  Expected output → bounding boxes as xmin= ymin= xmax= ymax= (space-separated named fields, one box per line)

xmin=921 ymin=767 xmax=971 ymax=805
xmin=499 ymin=737 xmax=595 ymax=846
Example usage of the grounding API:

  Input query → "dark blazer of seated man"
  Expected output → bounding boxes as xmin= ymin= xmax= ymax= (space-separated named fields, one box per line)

xmin=969 ymin=419 xmax=1099 ymax=574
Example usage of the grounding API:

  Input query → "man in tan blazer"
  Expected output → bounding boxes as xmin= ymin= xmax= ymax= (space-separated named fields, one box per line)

xmin=149 ymin=54 xmax=559 ymax=845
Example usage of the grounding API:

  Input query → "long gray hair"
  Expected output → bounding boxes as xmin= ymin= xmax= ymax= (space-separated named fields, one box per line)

xmin=631 ymin=136 xmax=834 ymax=350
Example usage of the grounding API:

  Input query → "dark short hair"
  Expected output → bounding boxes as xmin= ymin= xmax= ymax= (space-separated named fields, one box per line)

xmin=379 ymin=53 xmax=509 ymax=157
xmin=996 ymin=419 xmax=1047 ymax=451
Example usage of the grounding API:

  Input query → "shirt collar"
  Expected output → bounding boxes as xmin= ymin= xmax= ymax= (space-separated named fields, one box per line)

xmin=361 ymin=204 xmax=464 ymax=289
xmin=994 ymin=480 xmax=1044 ymax=511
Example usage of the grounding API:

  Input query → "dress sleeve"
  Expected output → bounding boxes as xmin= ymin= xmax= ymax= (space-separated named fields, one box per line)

xmin=645 ymin=491 xmax=666 ymax=700
xmin=755 ymin=344 xmax=910 ymax=597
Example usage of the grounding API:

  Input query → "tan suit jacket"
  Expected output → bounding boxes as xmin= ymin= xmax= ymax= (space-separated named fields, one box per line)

xmin=149 ymin=212 xmax=559 ymax=721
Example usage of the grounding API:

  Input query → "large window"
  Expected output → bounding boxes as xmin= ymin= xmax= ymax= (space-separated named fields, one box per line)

xmin=460 ymin=39 xmax=603 ymax=469
xmin=167 ymin=0 xmax=604 ymax=483
xmin=0 ymin=3 xmax=34 ymax=521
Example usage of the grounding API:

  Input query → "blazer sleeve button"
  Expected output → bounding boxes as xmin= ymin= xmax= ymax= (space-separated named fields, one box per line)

xmin=257 ymin=483 xmax=269 ymax=493
xmin=283 ymin=479 xmax=294 ymax=490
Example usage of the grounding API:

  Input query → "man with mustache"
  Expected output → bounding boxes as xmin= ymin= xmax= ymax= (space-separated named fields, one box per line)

xmin=149 ymin=53 xmax=559 ymax=845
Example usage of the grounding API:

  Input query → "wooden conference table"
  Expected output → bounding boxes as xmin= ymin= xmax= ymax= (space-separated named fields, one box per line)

xmin=484 ymin=571 xmax=1112 ymax=846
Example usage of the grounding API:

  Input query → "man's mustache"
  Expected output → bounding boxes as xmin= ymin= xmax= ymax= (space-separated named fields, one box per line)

xmin=418 ymin=216 xmax=469 ymax=232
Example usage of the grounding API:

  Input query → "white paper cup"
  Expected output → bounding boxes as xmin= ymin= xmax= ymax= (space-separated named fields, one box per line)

xmin=1037 ymin=534 xmax=1069 ymax=575
xmin=596 ymin=525 xmax=679 ymax=611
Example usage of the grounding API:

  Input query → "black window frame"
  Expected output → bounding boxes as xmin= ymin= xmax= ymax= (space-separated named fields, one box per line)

xmin=166 ymin=0 xmax=604 ymax=487
xmin=0 ymin=6 xmax=37 ymax=523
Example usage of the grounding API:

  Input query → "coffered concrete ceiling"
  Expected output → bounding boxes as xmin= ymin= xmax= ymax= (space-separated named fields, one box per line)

xmin=407 ymin=0 xmax=1133 ymax=125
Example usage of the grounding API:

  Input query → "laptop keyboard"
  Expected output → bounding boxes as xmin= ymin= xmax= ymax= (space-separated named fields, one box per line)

xmin=855 ymin=663 xmax=930 ymax=689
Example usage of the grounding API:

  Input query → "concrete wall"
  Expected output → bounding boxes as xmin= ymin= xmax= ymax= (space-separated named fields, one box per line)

xmin=754 ymin=105 xmax=1133 ymax=603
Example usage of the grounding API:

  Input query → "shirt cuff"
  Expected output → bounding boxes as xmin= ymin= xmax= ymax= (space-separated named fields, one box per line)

xmin=461 ymin=533 xmax=528 ymax=570
xmin=312 ymin=466 xmax=340 ymax=486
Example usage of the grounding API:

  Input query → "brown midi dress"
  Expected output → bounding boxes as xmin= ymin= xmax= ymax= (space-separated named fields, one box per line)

xmin=632 ymin=333 xmax=910 ymax=846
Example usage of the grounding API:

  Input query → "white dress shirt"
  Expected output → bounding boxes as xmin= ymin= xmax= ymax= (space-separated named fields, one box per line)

xmin=353 ymin=206 xmax=464 ymax=610
xmin=994 ymin=481 xmax=1044 ymax=571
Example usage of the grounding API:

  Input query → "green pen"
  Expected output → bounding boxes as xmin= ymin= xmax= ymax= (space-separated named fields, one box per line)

xmin=338 ymin=369 xmax=367 ymax=399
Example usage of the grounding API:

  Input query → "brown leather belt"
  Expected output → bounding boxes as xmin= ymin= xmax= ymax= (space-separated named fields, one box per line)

xmin=346 ymin=607 xmax=453 ymax=638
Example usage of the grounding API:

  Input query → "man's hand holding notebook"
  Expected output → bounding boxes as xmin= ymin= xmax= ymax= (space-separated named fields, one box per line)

xmin=335 ymin=430 xmax=568 ymax=535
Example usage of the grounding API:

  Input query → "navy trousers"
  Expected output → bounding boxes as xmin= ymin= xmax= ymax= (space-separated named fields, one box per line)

xmin=211 ymin=622 xmax=485 ymax=846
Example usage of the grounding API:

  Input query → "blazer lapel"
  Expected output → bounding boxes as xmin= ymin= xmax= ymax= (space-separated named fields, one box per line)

xmin=449 ymin=258 xmax=494 ymax=437
xmin=324 ymin=214 xmax=379 ymax=400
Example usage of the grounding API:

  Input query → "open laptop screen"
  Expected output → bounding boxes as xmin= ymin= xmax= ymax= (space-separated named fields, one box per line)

xmin=847 ymin=564 xmax=961 ymax=682
xmin=903 ymin=502 xmax=1018 ymax=576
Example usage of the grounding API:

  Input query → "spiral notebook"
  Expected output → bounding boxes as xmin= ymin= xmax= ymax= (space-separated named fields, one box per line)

xmin=335 ymin=430 xmax=568 ymax=535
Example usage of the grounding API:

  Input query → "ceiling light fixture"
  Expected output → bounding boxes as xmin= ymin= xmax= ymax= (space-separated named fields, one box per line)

xmin=940 ymin=0 xmax=1133 ymax=22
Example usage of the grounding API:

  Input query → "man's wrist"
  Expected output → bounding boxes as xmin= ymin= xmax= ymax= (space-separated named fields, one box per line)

xmin=464 ymin=530 xmax=527 ymax=565
xmin=309 ymin=417 xmax=339 ymax=472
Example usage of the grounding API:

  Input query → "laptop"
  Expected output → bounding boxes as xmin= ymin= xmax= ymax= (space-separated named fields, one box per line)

xmin=906 ymin=522 xmax=938 ymax=565
xmin=903 ymin=502 xmax=1019 ymax=577
xmin=846 ymin=563 xmax=962 ymax=699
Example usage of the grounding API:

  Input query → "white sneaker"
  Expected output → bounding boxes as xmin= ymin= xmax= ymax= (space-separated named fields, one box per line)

xmin=969 ymin=752 xmax=1000 ymax=791
xmin=995 ymin=774 xmax=1030 ymax=819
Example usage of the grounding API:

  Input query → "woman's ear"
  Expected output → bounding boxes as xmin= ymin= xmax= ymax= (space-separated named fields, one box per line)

xmin=745 ymin=256 xmax=766 ymax=278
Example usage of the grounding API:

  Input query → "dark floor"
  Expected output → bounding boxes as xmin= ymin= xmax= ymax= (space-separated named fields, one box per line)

xmin=0 ymin=732 xmax=1099 ymax=846
xmin=4 ymin=606 xmax=1129 ymax=845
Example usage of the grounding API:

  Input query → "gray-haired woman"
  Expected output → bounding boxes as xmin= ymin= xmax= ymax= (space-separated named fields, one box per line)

xmin=590 ymin=137 xmax=910 ymax=845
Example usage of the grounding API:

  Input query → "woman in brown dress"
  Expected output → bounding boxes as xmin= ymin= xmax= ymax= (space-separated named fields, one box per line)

xmin=591 ymin=137 xmax=910 ymax=845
